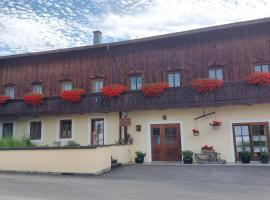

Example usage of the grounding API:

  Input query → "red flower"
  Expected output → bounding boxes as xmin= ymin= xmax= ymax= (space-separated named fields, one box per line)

xmin=192 ymin=79 xmax=223 ymax=93
xmin=141 ymin=82 xmax=169 ymax=97
xmin=192 ymin=128 xmax=200 ymax=133
xmin=201 ymin=145 xmax=213 ymax=150
xmin=248 ymin=72 xmax=270 ymax=86
xmin=0 ymin=95 xmax=10 ymax=104
xmin=209 ymin=120 xmax=222 ymax=127
xmin=23 ymin=93 xmax=44 ymax=106
xmin=101 ymin=84 xmax=128 ymax=98
xmin=60 ymin=89 xmax=86 ymax=103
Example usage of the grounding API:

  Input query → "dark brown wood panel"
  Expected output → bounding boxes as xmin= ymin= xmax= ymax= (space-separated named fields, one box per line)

xmin=0 ymin=22 xmax=270 ymax=99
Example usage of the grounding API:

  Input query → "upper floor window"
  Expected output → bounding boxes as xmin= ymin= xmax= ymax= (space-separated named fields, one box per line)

xmin=33 ymin=84 xmax=43 ymax=94
xmin=167 ymin=72 xmax=181 ymax=87
xmin=130 ymin=76 xmax=142 ymax=90
xmin=254 ymin=64 xmax=269 ymax=73
xmin=208 ymin=68 xmax=224 ymax=80
xmin=59 ymin=119 xmax=72 ymax=139
xmin=61 ymin=82 xmax=72 ymax=91
xmin=92 ymin=79 xmax=103 ymax=93
xmin=5 ymin=86 xmax=15 ymax=99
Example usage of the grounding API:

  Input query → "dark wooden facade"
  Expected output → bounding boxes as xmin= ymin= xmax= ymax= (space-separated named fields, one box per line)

xmin=0 ymin=18 xmax=270 ymax=117
xmin=1 ymin=81 xmax=270 ymax=118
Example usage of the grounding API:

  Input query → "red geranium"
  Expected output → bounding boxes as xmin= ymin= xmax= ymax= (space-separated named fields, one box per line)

xmin=60 ymin=89 xmax=86 ymax=103
xmin=209 ymin=120 xmax=222 ymax=127
xmin=201 ymin=145 xmax=213 ymax=150
xmin=192 ymin=128 xmax=200 ymax=134
xmin=23 ymin=93 xmax=45 ymax=106
xmin=141 ymin=82 xmax=169 ymax=97
xmin=0 ymin=95 xmax=10 ymax=104
xmin=101 ymin=84 xmax=128 ymax=98
xmin=248 ymin=72 xmax=270 ymax=86
xmin=192 ymin=79 xmax=223 ymax=93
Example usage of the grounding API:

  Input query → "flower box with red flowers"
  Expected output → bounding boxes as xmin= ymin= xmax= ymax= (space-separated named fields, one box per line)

xmin=192 ymin=128 xmax=200 ymax=136
xmin=0 ymin=95 xmax=10 ymax=105
xmin=247 ymin=72 xmax=270 ymax=86
xmin=101 ymin=84 xmax=128 ymax=98
xmin=60 ymin=89 xmax=86 ymax=103
xmin=201 ymin=145 xmax=214 ymax=153
xmin=23 ymin=93 xmax=45 ymax=106
xmin=141 ymin=82 xmax=169 ymax=97
xmin=192 ymin=79 xmax=223 ymax=94
xmin=209 ymin=120 xmax=222 ymax=128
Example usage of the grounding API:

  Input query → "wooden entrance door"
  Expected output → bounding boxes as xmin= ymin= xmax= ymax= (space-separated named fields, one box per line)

xmin=151 ymin=124 xmax=181 ymax=161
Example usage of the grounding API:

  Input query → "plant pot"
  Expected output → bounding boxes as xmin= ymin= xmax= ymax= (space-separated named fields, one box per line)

xmin=261 ymin=156 xmax=269 ymax=164
xmin=183 ymin=157 xmax=193 ymax=164
xmin=135 ymin=157 xmax=144 ymax=164
xmin=211 ymin=125 xmax=221 ymax=129
xmin=193 ymin=132 xmax=200 ymax=136
xmin=240 ymin=155 xmax=251 ymax=163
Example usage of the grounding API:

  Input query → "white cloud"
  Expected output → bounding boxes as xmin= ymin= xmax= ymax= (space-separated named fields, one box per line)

xmin=100 ymin=0 xmax=270 ymax=39
xmin=0 ymin=0 xmax=270 ymax=56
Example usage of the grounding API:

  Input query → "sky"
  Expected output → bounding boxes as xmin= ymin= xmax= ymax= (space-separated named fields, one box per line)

xmin=0 ymin=0 xmax=270 ymax=56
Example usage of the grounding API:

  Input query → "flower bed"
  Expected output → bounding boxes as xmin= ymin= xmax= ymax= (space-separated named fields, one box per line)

xmin=101 ymin=84 xmax=128 ymax=98
xmin=0 ymin=95 xmax=10 ymax=105
xmin=23 ymin=93 xmax=45 ymax=106
xmin=141 ymin=82 xmax=169 ymax=97
xmin=60 ymin=89 xmax=86 ymax=103
xmin=247 ymin=72 xmax=270 ymax=86
xmin=192 ymin=79 xmax=223 ymax=93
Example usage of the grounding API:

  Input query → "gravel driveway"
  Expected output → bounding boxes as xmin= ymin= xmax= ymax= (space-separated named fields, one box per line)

xmin=0 ymin=164 xmax=269 ymax=200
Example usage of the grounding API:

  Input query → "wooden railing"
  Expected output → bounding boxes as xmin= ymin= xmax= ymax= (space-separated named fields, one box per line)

xmin=1 ymin=81 xmax=270 ymax=118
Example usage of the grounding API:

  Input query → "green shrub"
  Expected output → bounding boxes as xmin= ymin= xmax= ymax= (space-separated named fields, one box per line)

xmin=182 ymin=150 xmax=194 ymax=158
xmin=0 ymin=137 xmax=34 ymax=148
xmin=135 ymin=151 xmax=146 ymax=158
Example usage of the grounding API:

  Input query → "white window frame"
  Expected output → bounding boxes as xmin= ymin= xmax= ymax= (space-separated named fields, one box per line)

xmin=92 ymin=79 xmax=103 ymax=93
xmin=56 ymin=118 xmax=74 ymax=141
xmin=167 ymin=72 xmax=181 ymax=87
xmin=61 ymin=82 xmax=72 ymax=91
xmin=5 ymin=86 xmax=15 ymax=99
xmin=33 ymin=84 xmax=43 ymax=94
xmin=130 ymin=76 xmax=142 ymax=90
xmin=27 ymin=120 xmax=44 ymax=143
xmin=0 ymin=121 xmax=16 ymax=139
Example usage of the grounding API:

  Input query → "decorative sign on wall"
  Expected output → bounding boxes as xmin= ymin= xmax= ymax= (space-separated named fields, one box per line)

xmin=120 ymin=118 xmax=131 ymax=127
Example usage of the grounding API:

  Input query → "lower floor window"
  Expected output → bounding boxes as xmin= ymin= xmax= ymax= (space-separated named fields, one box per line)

xmin=60 ymin=120 xmax=72 ymax=139
xmin=2 ymin=123 xmax=13 ymax=138
xmin=233 ymin=123 xmax=269 ymax=161
xmin=30 ymin=121 xmax=42 ymax=140
xmin=91 ymin=119 xmax=104 ymax=145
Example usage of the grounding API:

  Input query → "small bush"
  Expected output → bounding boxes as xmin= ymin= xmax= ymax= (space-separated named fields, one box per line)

xmin=135 ymin=151 xmax=146 ymax=158
xmin=182 ymin=150 xmax=194 ymax=158
xmin=0 ymin=137 xmax=34 ymax=148
xmin=64 ymin=141 xmax=80 ymax=147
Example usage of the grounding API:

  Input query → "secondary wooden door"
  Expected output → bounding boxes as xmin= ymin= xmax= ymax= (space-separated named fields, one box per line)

xmin=233 ymin=122 xmax=270 ymax=161
xmin=151 ymin=124 xmax=181 ymax=161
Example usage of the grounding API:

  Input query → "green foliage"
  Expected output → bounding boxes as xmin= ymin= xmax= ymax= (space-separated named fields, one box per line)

xmin=0 ymin=137 xmax=34 ymax=148
xmin=260 ymin=152 xmax=269 ymax=158
xmin=182 ymin=150 xmax=194 ymax=158
xmin=136 ymin=151 xmax=146 ymax=158
xmin=64 ymin=141 xmax=80 ymax=147
xmin=239 ymin=151 xmax=251 ymax=157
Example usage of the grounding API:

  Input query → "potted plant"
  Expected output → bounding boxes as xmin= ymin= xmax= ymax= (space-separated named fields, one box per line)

xmin=247 ymin=72 xmax=270 ymax=86
xmin=209 ymin=120 xmax=222 ymax=129
xmin=260 ymin=152 xmax=269 ymax=164
xmin=182 ymin=150 xmax=194 ymax=164
xmin=192 ymin=79 xmax=223 ymax=94
xmin=23 ymin=93 xmax=45 ymax=106
xmin=135 ymin=151 xmax=146 ymax=163
xmin=240 ymin=151 xmax=251 ymax=163
xmin=192 ymin=128 xmax=200 ymax=136
xmin=101 ymin=84 xmax=128 ymax=98
xmin=60 ymin=89 xmax=86 ymax=103
xmin=0 ymin=95 xmax=10 ymax=105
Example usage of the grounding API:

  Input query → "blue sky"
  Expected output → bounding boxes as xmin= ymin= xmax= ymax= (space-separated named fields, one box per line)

xmin=0 ymin=0 xmax=270 ymax=56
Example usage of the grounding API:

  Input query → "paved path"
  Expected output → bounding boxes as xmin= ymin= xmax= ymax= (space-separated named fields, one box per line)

xmin=0 ymin=164 xmax=270 ymax=200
